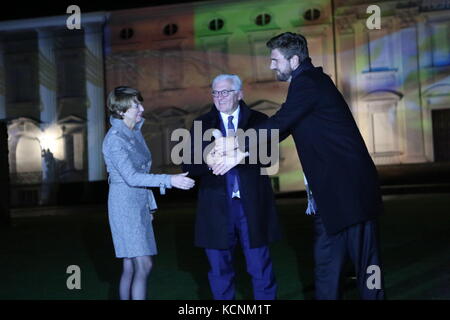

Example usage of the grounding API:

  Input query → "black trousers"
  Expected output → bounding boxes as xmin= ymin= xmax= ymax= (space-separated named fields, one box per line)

xmin=313 ymin=214 xmax=385 ymax=300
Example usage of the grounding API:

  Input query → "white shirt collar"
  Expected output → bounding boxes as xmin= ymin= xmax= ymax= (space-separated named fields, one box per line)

xmin=220 ymin=106 xmax=240 ymax=130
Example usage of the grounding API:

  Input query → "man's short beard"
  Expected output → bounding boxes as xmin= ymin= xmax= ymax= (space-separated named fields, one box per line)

xmin=276 ymin=68 xmax=292 ymax=81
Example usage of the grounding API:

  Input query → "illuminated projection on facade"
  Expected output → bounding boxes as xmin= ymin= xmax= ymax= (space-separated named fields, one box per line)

xmin=0 ymin=0 xmax=449 ymax=205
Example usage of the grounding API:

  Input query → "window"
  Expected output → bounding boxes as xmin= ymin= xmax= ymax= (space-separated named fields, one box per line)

xmin=255 ymin=13 xmax=271 ymax=26
xmin=160 ymin=48 xmax=183 ymax=89
xmin=163 ymin=24 xmax=178 ymax=36
xmin=6 ymin=55 xmax=36 ymax=103
xmin=372 ymin=111 xmax=397 ymax=153
xmin=251 ymin=40 xmax=275 ymax=81
xmin=304 ymin=8 xmax=321 ymax=21
xmin=430 ymin=22 xmax=450 ymax=67
xmin=209 ymin=18 xmax=224 ymax=31
xmin=368 ymin=29 xmax=393 ymax=71
xmin=57 ymin=53 xmax=84 ymax=98
xmin=367 ymin=100 xmax=400 ymax=155
xmin=202 ymin=39 xmax=229 ymax=80
xmin=119 ymin=28 xmax=134 ymax=40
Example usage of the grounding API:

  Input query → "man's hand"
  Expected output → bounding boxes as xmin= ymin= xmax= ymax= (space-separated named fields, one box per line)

xmin=211 ymin=148 xmax=247 ymax=175
xmin=213 ymin=136 xmax=238 ymax=156
xmin=205 ymin=149 xmax=221 ymax=168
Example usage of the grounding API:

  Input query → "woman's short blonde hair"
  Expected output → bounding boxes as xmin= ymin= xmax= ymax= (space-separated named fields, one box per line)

xmin=107 ymin=86 xmax=143 ymax=119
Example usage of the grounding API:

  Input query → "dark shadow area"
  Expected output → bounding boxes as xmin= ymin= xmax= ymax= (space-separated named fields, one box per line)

xmin=277 ymin=201 xmax=315 ymax=300
xmin=2 ymin=193 xmax=450 ymax=299
xmin=377 ymin=162 xmax=450 ymax=185
xmin=57 ymin=181 xmax=109 ymax=206
xmin=79 ymin=206 xmax=121 ymax=300
xmin=0 ymin=120 xmax=11 ymax=227
xmin=172 ymin=211 xmax=211 ymax=299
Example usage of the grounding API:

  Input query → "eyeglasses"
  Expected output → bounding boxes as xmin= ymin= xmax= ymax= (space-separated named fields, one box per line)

xmin=212 ymin=90 xmax=236 ymax=97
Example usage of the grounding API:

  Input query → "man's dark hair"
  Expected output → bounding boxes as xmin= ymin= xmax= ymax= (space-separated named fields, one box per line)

xmin=266 ymin=32 xmax=309 ymax=63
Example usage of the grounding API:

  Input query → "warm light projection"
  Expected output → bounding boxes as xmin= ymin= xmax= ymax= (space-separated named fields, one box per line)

xmin=39 ymin=132 xmax=57 ymax=152
xmin=39 ymin=125 xmax=64 ymax=159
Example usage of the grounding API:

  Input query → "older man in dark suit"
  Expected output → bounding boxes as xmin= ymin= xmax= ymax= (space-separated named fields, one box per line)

xmin=182 ymin=74 xmax=281 ymax=300
xmin=212 ymin=33 xmax=385 ymax=300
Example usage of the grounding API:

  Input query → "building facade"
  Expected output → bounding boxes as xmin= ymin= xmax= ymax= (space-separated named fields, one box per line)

xmin=0 ymin=13 xmax=108 ymax=205
xmin=105 ymin=0 xmax=450 ymax=192
xmin=334 ymin=0 xmax=450 ymax=166
xmin=1 ymin=0 xmax=449 ymax=206
xmin=105 ymin=0 xmax=336 ymax=192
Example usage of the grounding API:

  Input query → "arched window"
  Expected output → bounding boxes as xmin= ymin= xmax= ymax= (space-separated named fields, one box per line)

xmin=119 ymin=28 xmax=134 ymax=40
xmin=304 ymin=8 xmax=321 ymax=21
xmin=163 ymin=24 xmax=178 ymax=36
xmin=209 ymin=18 xmax=224 ymax=31
xmin=255 ymin=13 xmax=271 ymax=26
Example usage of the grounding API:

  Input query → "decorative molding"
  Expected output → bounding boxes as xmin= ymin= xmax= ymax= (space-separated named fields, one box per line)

xmin=423 ymin=83 xmax=450 ymax=96
xmin=362 ymin=70 xmax=398 ymax=93
xmin=336 ymin=15 xmax=356 ymax=34
xmin=396 ymin=7 xmax=420 ymax=28
xmin=0 ymin=12 xmax=108 ymax=32
xmin=362 ymin=89 xmax=404 ymax=102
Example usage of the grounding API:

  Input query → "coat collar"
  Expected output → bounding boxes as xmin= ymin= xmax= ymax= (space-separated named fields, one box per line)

xmin=291 ymin=57 xmax=315 ymax=80
xmin=110 ymin=116 xmax=144 ymax=138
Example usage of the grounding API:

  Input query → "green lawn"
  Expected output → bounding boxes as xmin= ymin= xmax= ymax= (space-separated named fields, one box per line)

xmin=1 ymin=193 xmax=449 ymax=300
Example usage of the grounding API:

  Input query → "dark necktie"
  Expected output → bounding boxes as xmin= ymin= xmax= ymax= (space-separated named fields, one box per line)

xmin=227 ymin=115 xmax=239 ymax=195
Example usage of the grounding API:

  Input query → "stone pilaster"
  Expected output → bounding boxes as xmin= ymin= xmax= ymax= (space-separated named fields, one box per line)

xmin=395 ymin=7 xmax=426 ymax=163
xmin=0 ymin=40 xmax=5 ymax=119
xmin=36 ymin=28 xmax=58 ymax=128
xmin=84 ymin=23 xmax=106 ymax=181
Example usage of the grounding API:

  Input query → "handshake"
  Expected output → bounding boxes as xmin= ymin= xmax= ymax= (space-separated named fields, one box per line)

xmin=206 ymin=130 xmax=248 ymax=175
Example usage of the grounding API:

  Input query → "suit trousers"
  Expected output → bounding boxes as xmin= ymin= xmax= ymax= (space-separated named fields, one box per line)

xmin=313 ymin=214 xmax=385 ymax=300
xmin=205 ymin=197 xmax=277 ymax=300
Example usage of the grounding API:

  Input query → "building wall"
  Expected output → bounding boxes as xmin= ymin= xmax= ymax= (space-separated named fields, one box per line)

xmin=105 ymin=0 xmax=450 ymax=192
xmin=105 ymin=0 xmax=335 ymax=192
xmin=2 ymin=0 xmax=449 ymax=202
xmin=0 ymin=13 xmax=108 ymax=206
xmin=335 ymin=0 xmax=450 ymax=166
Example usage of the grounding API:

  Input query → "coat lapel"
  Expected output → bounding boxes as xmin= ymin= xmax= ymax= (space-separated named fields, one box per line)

xmin=203 ymin=105 xmax=224 ymax=136
xmin=237 ymin=100 xmax=251 ymax=130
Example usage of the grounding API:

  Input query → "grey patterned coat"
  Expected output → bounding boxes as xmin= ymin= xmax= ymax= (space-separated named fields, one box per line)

xmin=102 ymin=116 xmax=172 ymax=257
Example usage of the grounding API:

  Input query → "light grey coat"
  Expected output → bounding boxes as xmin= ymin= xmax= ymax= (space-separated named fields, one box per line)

xmin=102 ymin=116 xmax=172 ymax=258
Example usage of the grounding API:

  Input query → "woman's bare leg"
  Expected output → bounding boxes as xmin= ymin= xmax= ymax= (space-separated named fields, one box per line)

xmin=130 ymin=255 xmax=153 ymax=300
xmin=119 ymin=258 xmax=134 ymax=300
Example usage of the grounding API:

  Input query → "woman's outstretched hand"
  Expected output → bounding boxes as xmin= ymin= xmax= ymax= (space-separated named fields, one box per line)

xmin=170 ymin=172 xmax=195 ymax=190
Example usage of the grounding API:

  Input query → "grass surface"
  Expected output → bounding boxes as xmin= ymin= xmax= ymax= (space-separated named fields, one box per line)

xmin=1 ymin=193 xmax=449 ymax=300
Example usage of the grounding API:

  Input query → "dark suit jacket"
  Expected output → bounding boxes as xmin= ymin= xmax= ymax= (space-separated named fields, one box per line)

xmin=182 ymin=101 xmax=282 ymax=249
xmin=251 ymin=58 xmax=383 ymax=235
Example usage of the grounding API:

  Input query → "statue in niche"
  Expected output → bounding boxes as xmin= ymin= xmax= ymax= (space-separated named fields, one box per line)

xmin=40 ymin=148 xmax=57 ymax=205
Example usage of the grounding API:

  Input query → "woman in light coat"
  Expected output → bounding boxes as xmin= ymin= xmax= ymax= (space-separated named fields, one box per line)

xmin=102 ymin=86 xmax=195 ymax=300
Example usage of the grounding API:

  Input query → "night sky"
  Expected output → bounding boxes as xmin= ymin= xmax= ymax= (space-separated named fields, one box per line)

xmin=0 ymin=0 xmax=211 ymax=22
